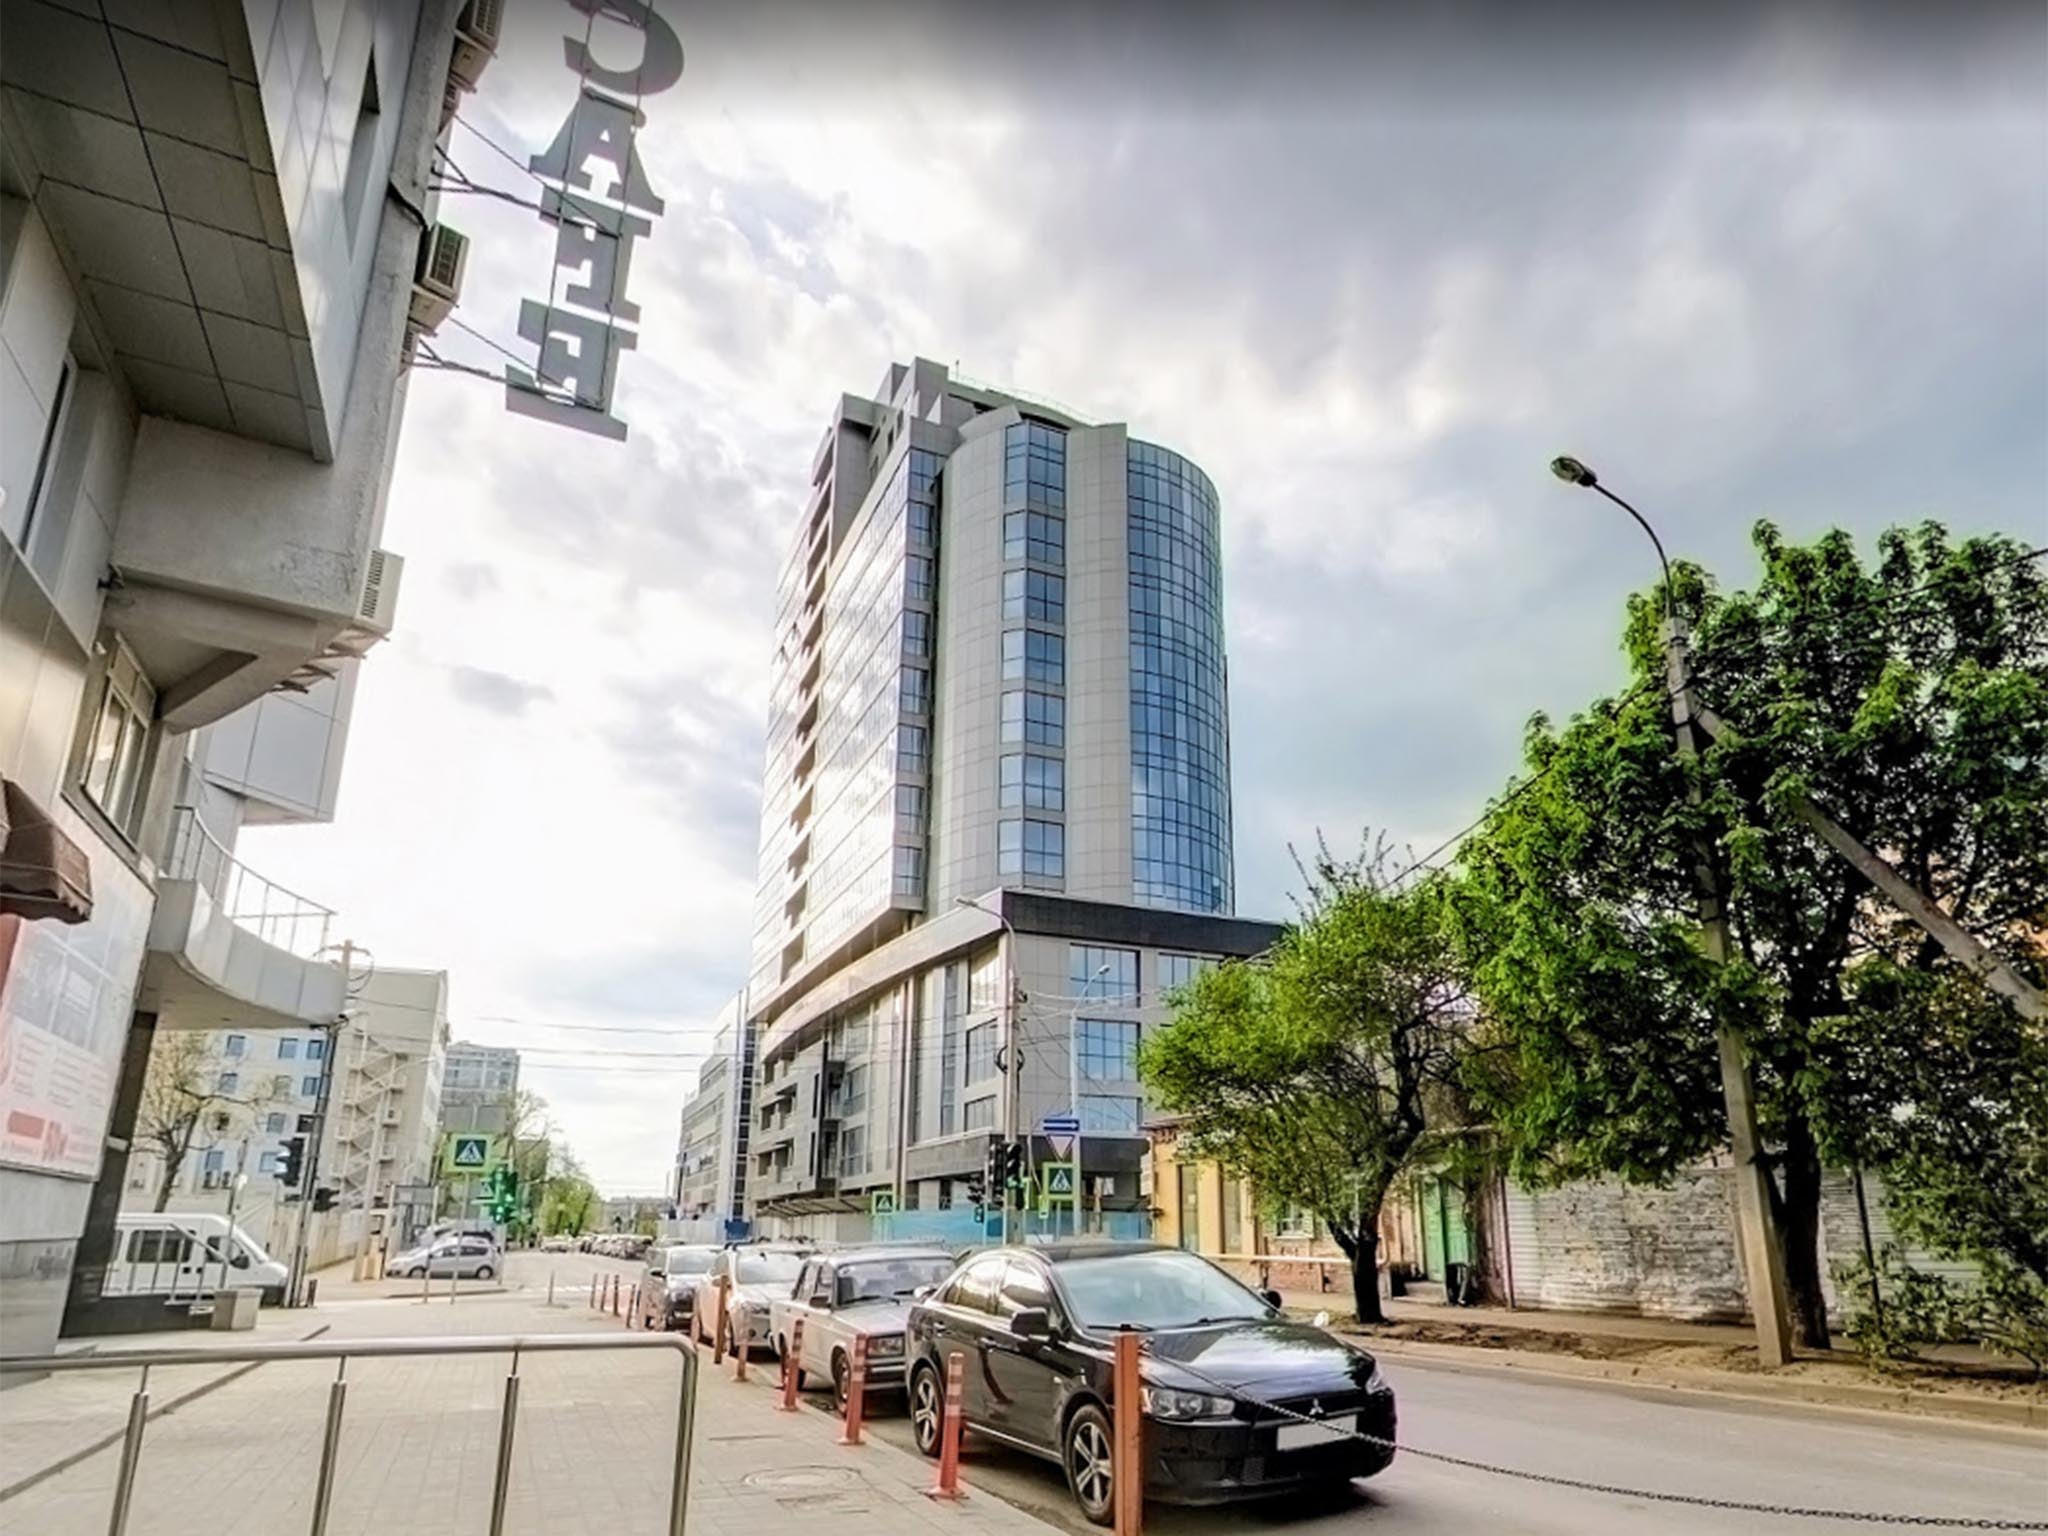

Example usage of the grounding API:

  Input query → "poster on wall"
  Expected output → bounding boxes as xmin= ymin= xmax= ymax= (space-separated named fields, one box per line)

xmin=0 ymin=800 xmax=152 ymax=1178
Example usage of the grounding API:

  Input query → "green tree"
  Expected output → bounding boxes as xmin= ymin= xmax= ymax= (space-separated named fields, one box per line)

xmin=1454 ymin=522 xmax=2046 ymax=1347
xmin=538 ymin=1147 xmax=598 ymax=1236
xmin=1139 ymin=838 xmax=1474 ymax=1324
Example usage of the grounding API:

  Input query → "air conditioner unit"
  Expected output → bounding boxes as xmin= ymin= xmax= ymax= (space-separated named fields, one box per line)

xmin=355 ymin=548 xmax=404 ymax=636
xmin=408 ymin=223 xmax=467 ymax=336
xmin=449 ymin=0 xmax=503 ymax=93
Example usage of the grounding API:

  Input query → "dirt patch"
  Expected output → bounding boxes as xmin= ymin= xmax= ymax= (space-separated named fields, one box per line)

xmin=1329 ymin=1316 xmax=2048 ymax=1407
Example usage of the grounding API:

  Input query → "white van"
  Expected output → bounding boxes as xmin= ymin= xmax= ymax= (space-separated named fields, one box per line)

xmin=108 ymin=1213 xmax=288 ymax=1302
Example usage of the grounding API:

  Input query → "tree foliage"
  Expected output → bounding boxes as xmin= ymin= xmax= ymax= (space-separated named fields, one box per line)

xmin=1454 ymin=521 xmax=2047 ymax=1346
xmin=1140 ymin=837 xmax=1474 ymax=1323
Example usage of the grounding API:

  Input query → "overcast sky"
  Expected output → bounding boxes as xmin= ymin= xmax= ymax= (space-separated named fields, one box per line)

xmin=242 ymin=0 xmax=2046 ymax=1194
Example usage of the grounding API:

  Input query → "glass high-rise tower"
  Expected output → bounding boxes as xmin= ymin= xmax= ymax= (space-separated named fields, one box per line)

xmin=740 ymin=359 xmax=1275 ymax=1235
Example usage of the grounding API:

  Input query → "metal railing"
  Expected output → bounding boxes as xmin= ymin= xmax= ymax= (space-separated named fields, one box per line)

xmin=0 ymin=1332 xmax=697 ymax=1536
xmin=164 ymin=805 xmax=336 ymax=958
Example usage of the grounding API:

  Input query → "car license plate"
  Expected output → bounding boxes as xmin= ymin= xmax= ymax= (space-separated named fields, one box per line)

xmin=1276 ymin=1416 xmax=1355 ymax=1451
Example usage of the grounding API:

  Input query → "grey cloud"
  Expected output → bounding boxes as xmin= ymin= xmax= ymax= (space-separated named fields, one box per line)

xmin=447 ymin=664 xmax=555 ymax=717
xmin=599 ymin=675 xmax=764 ymax=881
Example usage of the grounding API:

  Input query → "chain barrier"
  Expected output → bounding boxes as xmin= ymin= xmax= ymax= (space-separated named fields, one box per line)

xmin=1153 ymin=1349 xmax=2047 ymax=1531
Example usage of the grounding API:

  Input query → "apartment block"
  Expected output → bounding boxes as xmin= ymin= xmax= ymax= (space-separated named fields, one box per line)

xmin=670 ymin=993 xmax=753 ymax=1235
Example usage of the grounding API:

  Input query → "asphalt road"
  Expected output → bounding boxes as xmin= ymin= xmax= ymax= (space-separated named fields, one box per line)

xmin=567 ymin=1250 xmax=2047 ymax=1535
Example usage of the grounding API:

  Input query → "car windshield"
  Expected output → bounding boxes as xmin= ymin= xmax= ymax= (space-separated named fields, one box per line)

xmin=835 ymin=1257 xmax=953 ymax=1305
xmin=1054 ymin=1250 xmax=1273 ymax=1332
xmin=665 ymin=1248 xmax=714 ymax=1275
xmin=737 ymin=1252 xmax=804 ymax=1284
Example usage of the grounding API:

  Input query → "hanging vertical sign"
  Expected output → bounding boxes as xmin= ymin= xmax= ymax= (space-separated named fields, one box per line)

xmin=504 ymin=0 xmax=681 ymax=441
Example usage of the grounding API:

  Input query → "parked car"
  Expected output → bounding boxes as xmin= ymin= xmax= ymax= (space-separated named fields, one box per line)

xmin=389 ymin=1236 xmax=499 ymax=1280
xmin=540 ymin=1235 xmax=576 ymax=1253
xmin=770 ymin=1247 xmax=957 ymax=1409
xmin=636 ymin=1243 xmax=719 ymax=1331
xmin=905 ymin=1242 xmax=1395 ymax=1526
xmin=692 ymin=1245 xmax=809 ymax=1352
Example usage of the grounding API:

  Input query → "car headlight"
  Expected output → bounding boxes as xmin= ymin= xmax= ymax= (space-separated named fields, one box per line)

xmin=1139 ymin=1385 xmax=1236 ymax=1421
xmin=866 ymin=1334 xmax=905 ymax=1358
xmin=1364 ymin=1361 xmax=1387 ymax=1393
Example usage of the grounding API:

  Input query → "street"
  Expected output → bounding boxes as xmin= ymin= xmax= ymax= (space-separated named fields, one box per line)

xmin=5 ymin=1249 xmax=2041 ymax=1536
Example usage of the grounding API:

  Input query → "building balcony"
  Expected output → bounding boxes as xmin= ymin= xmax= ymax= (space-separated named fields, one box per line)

xmin=138 ymin=807 xmax=344 ymax=1031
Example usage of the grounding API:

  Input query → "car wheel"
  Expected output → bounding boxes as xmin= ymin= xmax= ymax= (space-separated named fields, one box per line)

xmin=909 ymin=1364 xmax=943 ymax=1458
xmin=831 ymin=1351 xmax=850 ymax=1413
xmin=476 ymin=1264 xmax=494 ymax=1281
xmin=1063 ymin=1403 xmax=1117 ymax=1527
xmin=407 ymin=1267 xmax=424 ymax=1279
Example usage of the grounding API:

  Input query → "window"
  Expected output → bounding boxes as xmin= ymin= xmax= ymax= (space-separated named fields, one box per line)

xmin=217 ymin=1071 xmax=239 ymax=1094
xmin=277 ymin=1038 xmax=300 ymax=1060
xmin=306 ymin=1036 xmax=325 ymax=1062
xmin=78 ymin=637 xmax=156 ymax=839
xmin=340 ymin=54 xmax=381 ymax=244
xmin=1080 ymin=1095 xmax=1141 ymax=1133
xmin=962 ymin=1095 xmax=996 ymax=1131
xmin=1274 ymin=1199 xmax=1316 ymax=1238
xmin=996 ymin=1259 xmax=1052 ymax=1321
xmin=936 ymin=1178 xmax=953 ymax=1210
xmin=1003 ymin=420 xmax=1067 ymax=512
xmin=1003 ymin=508 xmax=1065 ymax=566
xmin=1070 ymin=946 xmax=1139 ymax=1003
xmin=947 ymin=1254 xmax=1007 ymax=1313
xmin=999 ymin=753 xmax=1064 ymax=811
xmin=202 ymin=1147 xmax=225 ymax=1174
xmin=270 ymin=1074 xmax=292 ymax=1096
xmin=1001 ymin=568 xmax=1065 ymax=624
xmin=1157 ymin=954 xmax=1217 ymax=995
xmin=1001 ymin=689 xmax=1063 ymax=747
xmin=963 ymin=1023 xmax=996 ymax=1083
xmin=838 ymin=1063 xmax=868 ymax=1115
xmin=997 ymin=818 xmax=1063 ymax=880
xmin=297 ymin=1114 xmax=315 ymax=1134
xmin=899 ymin=666 xmax=931 ymax=716
xmin=905 ymin=553 xmax=935 ymax=603
xmin=1222 ymin=1174 xmax=1246 ymax=1255
xmin=1001 ymin=628 xmax=1065 ymax=685
xmin=895 ymin=783 xmax=927 ymax=836
xmin=968 ymin=949 xmax=1003 ymax=1011
xmin=224 ymin=1035 xmax=246 ymax=1058
xmin=1077 ymin=1019 xmax=1139 ymax=1081
xmin=892 ymin=844 xmax=925 ymax=897
xmin=838 ymin=1125 xmax=868 ymax=1176
xmin=128 ymin=1228 xmax=190 ymax=1265
xmin=301 ymin=1075 xmax=322 ymax=1097
xmin=265 ymin=1112 xmax=286 ymax=1134
xmin=257 ymin=1150 xmax=281 ymax=1174
xmin=1178 ymin=1164 xmax=1202 ymax=1250
xmin=10 ymin=353 xmax=74 ymax=566
xmin=903 ymin=609 xmax=932 ymax=659
xmin=898 ymin=723 xmax=929 ymax=776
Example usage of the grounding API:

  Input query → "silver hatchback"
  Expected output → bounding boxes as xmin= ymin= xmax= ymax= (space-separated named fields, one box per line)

xmin=390 ymin=1236 xmax=498 ymax=1279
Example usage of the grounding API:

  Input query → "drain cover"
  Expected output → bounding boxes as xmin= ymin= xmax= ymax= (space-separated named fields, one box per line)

xmin=741 ymin=1466 xmax=862 ymax=1492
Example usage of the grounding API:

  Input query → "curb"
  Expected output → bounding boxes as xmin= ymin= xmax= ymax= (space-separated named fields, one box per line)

xmin=1360 ymin=1335 xmax=2048 ymax=1433
xmin=0 ymin=1323 xmax=333 ymax=1502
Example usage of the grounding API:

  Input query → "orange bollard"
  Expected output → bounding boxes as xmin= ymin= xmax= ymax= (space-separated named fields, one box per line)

xmin=1113 ymin=1327 xmax=1143 ymax=1535
xmin=609 ymin=1275 xmax=620 ymax=1317
xmin=712 ymin=1275 xmax=730 ymax=1364
xmin=924 ymin=1349 xmax=967 ymax=1500
xmin=837 ymin=1334 xmax=868 ymax=1446
xmin=589 ymin=1275 xmax=598 ymax=1309
xmin=628 ymin=1283 xmax=640 ymax=1328
xmin=778 ymin=1318 xmax=804 ymax=1410
xmin=732 ymin=1300 xmax=749 ymax=1381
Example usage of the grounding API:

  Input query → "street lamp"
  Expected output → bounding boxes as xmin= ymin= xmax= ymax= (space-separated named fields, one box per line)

xmin=1549 ymin=456 xmax=1795 ymax=1367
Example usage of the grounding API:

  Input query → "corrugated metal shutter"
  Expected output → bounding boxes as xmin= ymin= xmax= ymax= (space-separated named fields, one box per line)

xmin=1503 ymin=1181 xmax=1545 ymax=1306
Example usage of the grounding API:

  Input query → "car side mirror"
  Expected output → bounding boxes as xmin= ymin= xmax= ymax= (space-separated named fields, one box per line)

xmin=1261 ymin=1289 xmax=1284 ymax=1310
xmin=1010 ymin=1307 xmax=1052 ymax=1340
xmin=649 ymin=1268 xmax=664 ymax=1279
xmin=912 ymin=1284 xmax=936 ymax=1303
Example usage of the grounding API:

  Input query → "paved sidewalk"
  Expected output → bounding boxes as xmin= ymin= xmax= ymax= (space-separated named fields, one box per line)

xmin=0 ymin=1254 xmax=1057 ymax=1535
xmin=1276 ymin=1287 xmax=1760 ymax=1344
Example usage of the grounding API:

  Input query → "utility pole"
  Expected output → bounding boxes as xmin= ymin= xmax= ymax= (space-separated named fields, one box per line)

xmin=289 ymin=937 xmax=357 ymax=1306
xmin=1666 ymin=614 xmax=1796 ymax=1367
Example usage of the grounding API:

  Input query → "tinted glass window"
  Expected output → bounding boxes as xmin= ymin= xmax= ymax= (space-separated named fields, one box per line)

xmin=1055 ymin=1250 xmax=1271 ymax=1332
xmin=996 ymin=1260 xmax=1051 ymax=1320
xmin=666 ymin=1248 xmax=715 ymax=1275
xmin=836 ymin=1257 xmax=955 ymax=1305
xmin=737 ymin=1252 xmax=805 ymax=1285
xmin=946 ymin=1255 xmax=1007 ymax=1314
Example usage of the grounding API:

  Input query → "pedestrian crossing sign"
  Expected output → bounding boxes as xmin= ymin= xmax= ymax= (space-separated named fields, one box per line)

xmin=1040 ymin=1161 xmax=1078 ymax=1207
xmin=442 ymin=1133 xmax=496 ymax=1174
xmin=870 ymin=1189 xmax=897 ymax=1216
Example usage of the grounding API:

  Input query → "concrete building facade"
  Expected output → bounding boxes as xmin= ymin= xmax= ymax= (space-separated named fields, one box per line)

xmin=670 ymin=993 xmax=752 ymax=1233
xmin=741 ymin=360 xmax=1278 ymax=1239
xmin=0 ymin=0 xmax=481 ymax=1350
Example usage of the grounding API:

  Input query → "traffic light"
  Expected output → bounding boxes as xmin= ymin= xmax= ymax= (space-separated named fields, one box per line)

xmin=485 ymin=1164 xmax=519 ymax=1224
xmin=1002 ymin=1141 xmax=1024 ymax=1199
xmin=964 ymin=1173 xmax=987 ymax=1224
xmin=312 ymin=1186 xmax=337 ymax=1212
xmin=277 ymin=1135 xmax=305 ymax=1187
xmin=983 ymin=1139 xmax=1007 ymax=1210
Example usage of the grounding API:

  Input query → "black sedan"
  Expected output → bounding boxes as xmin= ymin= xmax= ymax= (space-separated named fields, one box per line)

xmin=905 ymin=1242 xmax=1395 ymax=1525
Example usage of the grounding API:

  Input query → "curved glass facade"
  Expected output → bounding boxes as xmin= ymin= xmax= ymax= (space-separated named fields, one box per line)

xmin=1127 ymin=441 xmax=1232 ymax=912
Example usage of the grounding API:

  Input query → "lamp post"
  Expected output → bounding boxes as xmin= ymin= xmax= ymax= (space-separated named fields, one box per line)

xmin=957 ymin=897 xmax=1025 ymax=1241
xmin=1550 ymin=455 xmax=1795 ymax=1366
